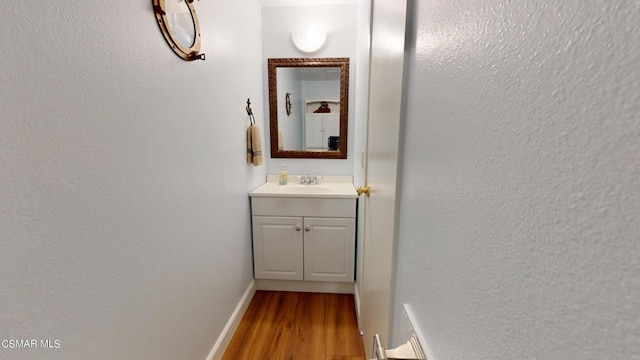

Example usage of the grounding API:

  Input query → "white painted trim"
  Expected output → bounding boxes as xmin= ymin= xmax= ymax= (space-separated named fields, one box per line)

xmin=256 ymin=279 xmax=354 ymax=294
xmin=205 ymin=280 xmax=257 ymax=360
xmin=403 ymin=304 xmax=436 ymax=360
xmin=354 ymin=282 xmax=362 ymax=334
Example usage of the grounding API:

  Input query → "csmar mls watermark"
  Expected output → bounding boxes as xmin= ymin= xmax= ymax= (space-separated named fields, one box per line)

xmin=2 ymin=339 xmax=61 ymax=349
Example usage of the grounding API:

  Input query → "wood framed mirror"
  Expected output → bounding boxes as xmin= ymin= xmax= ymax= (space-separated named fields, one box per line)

xmin=268 ymin=58 xmax=349 ymax=159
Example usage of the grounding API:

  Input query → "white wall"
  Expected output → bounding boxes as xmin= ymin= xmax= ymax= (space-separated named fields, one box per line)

xmin=276 ymin=68 xmax=303 ymax=150
xmin=0 ymin=1 xmax=265 ymax=359
xmin=392 ymin=0 xmax=640 ymax=359
xmin=300 ymin=80 xmax=340 ymax=103
xmin=261 ymin=4 xmax=358 ymax=175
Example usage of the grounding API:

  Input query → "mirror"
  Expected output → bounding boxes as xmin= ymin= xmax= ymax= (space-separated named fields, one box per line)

xmin=152 ymin=0 xmax=205 ymax=61
xmin=167 ymin=0 xmax=195 ymax=48
xmin=268 ymin=58 xmax=349 ymax=159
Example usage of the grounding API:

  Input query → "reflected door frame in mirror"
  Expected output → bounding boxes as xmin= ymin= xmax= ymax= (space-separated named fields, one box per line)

xmin=152 ymin=0 xmax=205 ymax=61
xmin=268 ymin=58 xmax=349 ymax=159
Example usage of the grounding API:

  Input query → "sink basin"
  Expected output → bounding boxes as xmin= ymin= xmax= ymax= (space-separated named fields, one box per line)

xmin=249 ymin=178 xmax=357 ymax=199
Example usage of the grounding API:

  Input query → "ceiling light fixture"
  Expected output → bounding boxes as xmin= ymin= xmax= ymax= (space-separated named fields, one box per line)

xmin=291 ymin=25 xmax=327 ymax=53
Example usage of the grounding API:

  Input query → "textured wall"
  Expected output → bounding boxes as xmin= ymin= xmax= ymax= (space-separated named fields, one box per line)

xmin=0 ymin=1 xmax=265 ymax=359
xmin=393 ymin=0 xmax=640 ymax=359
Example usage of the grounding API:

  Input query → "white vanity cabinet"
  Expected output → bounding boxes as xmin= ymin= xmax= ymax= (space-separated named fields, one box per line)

xmin=249 ymin=180 xmax=358 ymax=293
xmin=252 ymin=215 xmax=355 ymax=282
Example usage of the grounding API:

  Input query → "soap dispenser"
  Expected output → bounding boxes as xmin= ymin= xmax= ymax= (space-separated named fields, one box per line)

xmin=279 ymin=164 xmax=288 ymax=185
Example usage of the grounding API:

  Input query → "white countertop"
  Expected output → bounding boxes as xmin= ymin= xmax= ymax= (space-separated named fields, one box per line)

xmin=249 ymin=175 xmax=358 ymax=199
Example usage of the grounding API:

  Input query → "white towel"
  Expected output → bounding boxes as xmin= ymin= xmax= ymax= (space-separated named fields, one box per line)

xmin=278 ymin=130 xmax=284 ymax=150
xmin=247 ymin=125 xmax=263 ymax=166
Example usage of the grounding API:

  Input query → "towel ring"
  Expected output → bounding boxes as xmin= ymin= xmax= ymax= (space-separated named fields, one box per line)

xmin=246 ymin=98 xmax=255 ymax=125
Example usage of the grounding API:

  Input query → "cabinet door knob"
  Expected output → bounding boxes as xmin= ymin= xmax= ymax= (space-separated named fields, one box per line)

xmin=295 ymin=225 xmax=301 ymax=231
xmin=305 ymin=226 xmax=311 ymax=232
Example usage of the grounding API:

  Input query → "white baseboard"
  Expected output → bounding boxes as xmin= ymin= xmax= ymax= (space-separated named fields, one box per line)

xmin=402 ymin=304 xmax=435 ymax=360
xmin=205 ymin=280 xmax=256 ymax=360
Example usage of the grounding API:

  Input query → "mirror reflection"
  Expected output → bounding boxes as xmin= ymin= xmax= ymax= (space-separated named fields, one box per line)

xmin=276 ymin=67 xmax=340 ymax=151
xmin=268 ymin=58 xmax=349 ymax=159
xmin=166 ymin=0 xmax=196 ymax=48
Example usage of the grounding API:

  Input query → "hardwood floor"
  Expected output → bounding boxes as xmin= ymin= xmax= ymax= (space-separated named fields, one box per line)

xmin=222 ymin=291 xmax=366 ymax=360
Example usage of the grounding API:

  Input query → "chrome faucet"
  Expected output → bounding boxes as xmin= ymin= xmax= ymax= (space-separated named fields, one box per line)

xmin=296 ymin=175 xmax=321 ymax=185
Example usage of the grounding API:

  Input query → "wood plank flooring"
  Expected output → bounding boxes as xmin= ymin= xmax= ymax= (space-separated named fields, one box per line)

xmin=222 ymin=291 xmax=366 ymax=360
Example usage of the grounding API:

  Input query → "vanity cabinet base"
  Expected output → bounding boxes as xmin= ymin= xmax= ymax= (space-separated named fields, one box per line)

xmin=252 ymin=216 xmax=355 ymax=283
xmin=250 ymin=195 xmax=357 ymax=293
xmin=255 ymin=279 xmax=354 ymax=294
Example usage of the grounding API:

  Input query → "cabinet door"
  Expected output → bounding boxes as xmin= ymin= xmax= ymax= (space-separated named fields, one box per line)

xmin=323 ymin=113 xmax=340 ymax=140
xmin=305 ymin=113 xmax=324 ymax=149
xmin=252 ymin=216 xmax=303 ymax=280
xmin=303 ymin=217 xmax=355 ymax=282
